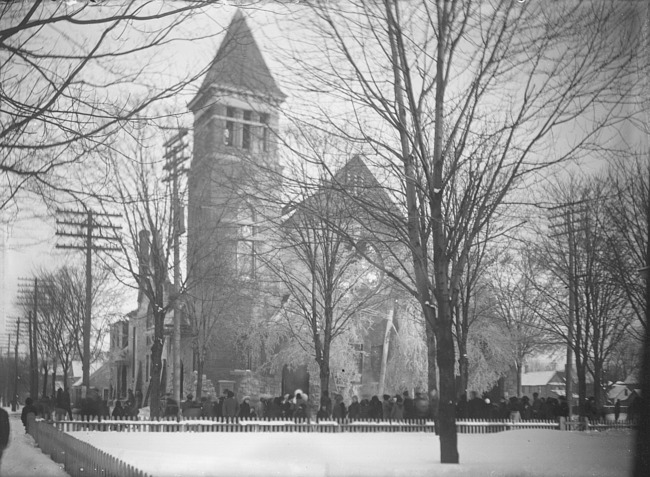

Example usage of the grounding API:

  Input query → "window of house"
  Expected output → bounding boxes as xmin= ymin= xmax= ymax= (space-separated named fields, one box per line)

xmin=237 ymin=206 xmax=256 ymax=279
xmin=242 ymin=110 xmax=252 ymax=150
xmin=259 ymin=113 xmax=269 ymax=152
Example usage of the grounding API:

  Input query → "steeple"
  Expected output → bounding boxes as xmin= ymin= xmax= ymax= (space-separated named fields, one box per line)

xmin=190 ymin=9 xmax=285 ymax=110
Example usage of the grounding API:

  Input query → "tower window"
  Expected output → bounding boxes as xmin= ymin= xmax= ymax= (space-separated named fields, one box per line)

xmin=237 ymin=206 xmax=256 ymax=279
xmin=225 ymin=107 xmax=235 ymax=146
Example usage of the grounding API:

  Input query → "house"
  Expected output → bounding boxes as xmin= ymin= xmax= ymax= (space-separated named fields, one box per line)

xmin=520 ymin=370 xmax=568 ymax=399
xmin=70 ymin=360 xmax=111 ymax=404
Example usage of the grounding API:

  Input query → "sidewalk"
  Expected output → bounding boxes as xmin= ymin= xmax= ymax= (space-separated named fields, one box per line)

xmin=1 ymin=411 xmax=70 ymax=477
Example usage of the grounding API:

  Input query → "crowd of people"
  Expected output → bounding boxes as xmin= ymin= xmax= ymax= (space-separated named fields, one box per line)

xmin=456 ymin=392 xmax=571 ymax=421
xmin=163 ymin=389 xmax=436 ymax=421
xmin=111 ymin=388 xmax=143 ymax=419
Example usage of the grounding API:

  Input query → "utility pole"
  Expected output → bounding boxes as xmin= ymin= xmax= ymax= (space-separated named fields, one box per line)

xmin=163 ymin=128 xmax=190 ymax=406
xmin=549 ymin=200 xmax=587 ymax=421
xmin=17 ymin=279 xmax=38 ymax=399
xmin=13 ymin=318 xmax=20 ymax=411
xmin=56 ymin=209 xmax=121 ymax=391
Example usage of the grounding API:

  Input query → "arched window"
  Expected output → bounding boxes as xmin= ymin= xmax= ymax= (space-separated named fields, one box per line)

xmin=237 ymin=206 xmax=256 ymax=278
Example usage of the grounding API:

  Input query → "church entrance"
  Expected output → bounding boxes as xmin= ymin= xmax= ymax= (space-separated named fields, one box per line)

xmin=281 ymin=364 xmax=310 ymax=397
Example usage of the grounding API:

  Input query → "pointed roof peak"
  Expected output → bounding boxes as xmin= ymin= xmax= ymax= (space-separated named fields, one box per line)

xmin=231 ymin=8 xmax=246 ymax=23
xmin=190 ymin=9 xmax=286 ymax=109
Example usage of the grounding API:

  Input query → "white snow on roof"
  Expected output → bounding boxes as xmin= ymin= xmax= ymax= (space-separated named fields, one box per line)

xmin=521 ymin=371 xmax=560 ymax=387
xmin=71 ymin=360 xmax=104 ymax=379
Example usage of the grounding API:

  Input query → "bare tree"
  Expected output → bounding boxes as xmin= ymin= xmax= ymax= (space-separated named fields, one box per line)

xmin=533 ymin=177 xmax=636 ymax=415
xmin=0 ymin=0 xmax=224 ymax=215
xmin=258 ymin=161 xmax=391 ymax=398
xmin=105 ymin=131 xmax=179 ymax=418
xmin=601 ymin=154 xmax=649 ymax=335
xmin=276 ymin=0 xmax=642 ymax=462
xmin=21 ymin=264 xmax=118 ymax=397
xmin=487 ymin=248 xmax=556 ymax=397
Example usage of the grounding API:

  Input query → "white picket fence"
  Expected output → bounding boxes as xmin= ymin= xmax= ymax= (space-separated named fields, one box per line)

xmin=456 ymin=418 xmax=636 ymax=433
xmin=53 ymin=416 xmax=437 ymax=433
xmin=46 ymin=415 xmax=637 ymax=435
xmin=28 ymin=417 xmax=152 ymax=477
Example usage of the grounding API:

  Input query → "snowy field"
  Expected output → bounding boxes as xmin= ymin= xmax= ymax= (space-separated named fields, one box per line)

xmin=69 ymin=428 xmax=635 ymax=477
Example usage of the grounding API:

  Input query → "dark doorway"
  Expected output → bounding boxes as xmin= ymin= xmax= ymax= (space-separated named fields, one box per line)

xmin=281 ymin=364 xmax=310 ymax=397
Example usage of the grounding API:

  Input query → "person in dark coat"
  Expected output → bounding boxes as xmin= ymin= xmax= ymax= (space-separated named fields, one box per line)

xmin=239 ymin=396 xmax=252 ymax=418
xmin=390 ymin=395 xmax=404 ymax=420
xmin=21 ymin=397 xmax=38 ymax=431
xmin=359 ymin=399 xmax=371 ymax=419
xmin=281 ymin=394 xmax=293 ymax=418
xmin=614 ymin=399 xmax=621 ymax=422
xmin=112 ymin=401 xmax=126 ymax=419
xmin=0 ymin=407 xmax=9 ymax=465
xmin=413 ymin=392 xmax=430 ymax=419
xmin=531 ymin=393 xmax=542 ymax=419
xmin=348 ymin=396 xmax=360 ymax=420
xmin=222 ymin=390 xmax=238 ymax=418
xmin=316 ymin=405 xmax=329 ymax=420
xmin=201 ymin=396 xmax=215 ymax=418
xmin=381 ymin=394 xmax=392 ymax=419
xmin=403 ymin=391 xmax=414 ymax=419
xmin=266 ymin=397 xmax=282 ymax=418
xmin=332 ymin=394 xmax=347 ymax=419
xmin=369 ymin=396 xmax=382 ymax=419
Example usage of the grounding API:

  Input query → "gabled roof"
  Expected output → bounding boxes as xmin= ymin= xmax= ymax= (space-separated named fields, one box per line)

xmin=283 ymin=155 xmax=398 ymax=221
xmin=191 ymin=9 xmax=285 ymax=109
xmin=521 ymin=370 xmax=563 ymax=387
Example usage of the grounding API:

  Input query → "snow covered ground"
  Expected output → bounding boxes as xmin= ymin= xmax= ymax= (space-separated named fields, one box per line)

xmin=1 ymin=413 xmax=70 ymax=477
xmin=68 ymin=427 xmax=635 ymax=477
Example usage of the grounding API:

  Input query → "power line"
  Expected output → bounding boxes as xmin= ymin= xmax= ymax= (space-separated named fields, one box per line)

xmin=55 ymin=208 xmax=121 ymax=389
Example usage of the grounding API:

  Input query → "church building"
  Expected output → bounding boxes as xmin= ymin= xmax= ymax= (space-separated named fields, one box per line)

xmin=109 ymin=10 xmax=409 ymax=409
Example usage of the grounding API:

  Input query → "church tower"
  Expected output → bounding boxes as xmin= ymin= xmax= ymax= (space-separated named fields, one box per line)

xmin=186 ymin=10 xmax=285 ymax=386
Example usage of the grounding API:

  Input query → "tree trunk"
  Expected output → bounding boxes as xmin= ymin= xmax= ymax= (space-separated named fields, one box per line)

xmin=319 ymin=361 xmax=330 ymax=396
xmin=51 ymin=360 xmax=57 ymax=397
xmin=593 ymin=360 xmax=603 ymax=409
xmin=149 ymin=334 xmax=164 ymax=418
xmin=458 ymin=336 xmax=469 ymax=399
xmin=437 ymin=299 xmax=459 ymax=464
xmin=196 ymin=353 xmax=204 ymax=400
xmin=42 ymin=362 xmax=48 ymax=398
xmin=516 ymin=361 xmax=523 ymax=397
xmin=378 ymin=304 xmax=395 ymax=395
xmin=577 ymin=359 xmax=587 ymax=419
xmin=425 ymin=318 xmax=438 ymax=393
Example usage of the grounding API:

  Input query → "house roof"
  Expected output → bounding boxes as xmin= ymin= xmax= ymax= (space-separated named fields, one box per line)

xmin=71 ymin=360 xmax=108 ymax=388
xmin=190 ymin=9 xmax=285 ymax=109
xmin=521 ymin=371 xmax=563 ymax=387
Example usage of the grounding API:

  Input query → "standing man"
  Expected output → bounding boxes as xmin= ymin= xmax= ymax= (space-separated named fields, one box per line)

xmin=0 ymin=407 xmax=9 ymax=468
